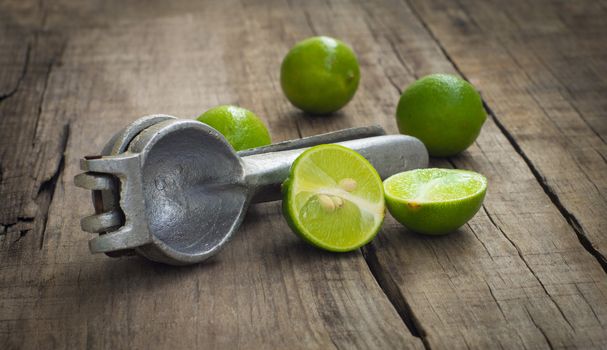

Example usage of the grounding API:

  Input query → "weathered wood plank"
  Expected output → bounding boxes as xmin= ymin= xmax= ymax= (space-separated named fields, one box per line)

xmin=0 ymin=1 xmax=67 ymax=252
xmin=407 ymin=0 xmax=607 ymax=267
xmin=1 ymin=1 xmax=422 ymax=348
xmin=2 ymin=0 xmax=607 ymax=349
xmin=290 ymin=0 xmax=607 ymax=348
xmin=0 ymin=1 xmax=38 ymax=99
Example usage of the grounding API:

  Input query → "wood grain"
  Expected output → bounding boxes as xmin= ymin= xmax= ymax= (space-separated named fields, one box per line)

xmin=0 ymin=1 xmax=67 ymax=252
xmin=297 ymin=0 xmax=607 ymax=348
xmin=408 ymin=0 xmax=607 ymax=267
xmin=1 ymin=0 xmax=606 ymax=349
xmin=1 ymin=0 xmax=421 ymax=348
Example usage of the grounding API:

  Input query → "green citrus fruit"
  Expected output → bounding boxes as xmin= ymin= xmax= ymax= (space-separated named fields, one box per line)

xmin=280 ymin=36 xmax=360 ymax=114
xmin=196 ymin=105 xmax=271 ymax=151
xmin=384 ymin=168 xmax=487 ymax=235
xmin=282 ymin=144 xmax=385 ymax=252
xmin=396 ymin=74 xmax=486 ymax=157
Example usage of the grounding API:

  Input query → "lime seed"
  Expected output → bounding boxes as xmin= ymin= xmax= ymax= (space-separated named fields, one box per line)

xmin=317 ymin=194 xmax=336 ymax=212
xmin=332 ymin=196 xmax=344 ymax=208
xmin=339 ymin=178 xmax=357 ymax=192
xmin=281 ymin=144 xmax=385 ymax=252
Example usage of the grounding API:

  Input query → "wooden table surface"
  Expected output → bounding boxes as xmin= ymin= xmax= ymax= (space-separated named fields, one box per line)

xmin=1 ymin=0 xmax=606 ymax=348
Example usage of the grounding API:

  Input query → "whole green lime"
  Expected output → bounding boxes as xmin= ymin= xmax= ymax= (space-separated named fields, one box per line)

xmin=280 ymin=36 xmax=360 ymax=115
xmin=396 ymin=74 xmax=486 ymax=157
xmin=196 ymin=105 xmax=271 ymax=151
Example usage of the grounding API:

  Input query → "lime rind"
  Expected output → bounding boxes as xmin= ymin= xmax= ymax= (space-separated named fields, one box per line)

xmin=196 ymin=105 xmax=271 ymax=151
xmin=280 ymin=36 xmax=360 ymax=114
xmin=383 ymin=168 xmax=487 ymax=235
xmin=396 ymin=74 xmax=486 ymax=157
xmin=283 ymin=144 xmax=385 ymax=252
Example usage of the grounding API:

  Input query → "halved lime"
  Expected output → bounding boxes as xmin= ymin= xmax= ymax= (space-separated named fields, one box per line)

xmin=282 ymin=144 xmax=385 ymax=252
xmin=384 ymin=168 xmax=487 ymax=235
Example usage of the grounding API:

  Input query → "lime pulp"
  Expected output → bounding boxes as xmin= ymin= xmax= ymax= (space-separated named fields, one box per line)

xmin=384 ymin=168 xmax=487 ymax=235
xmin=282 ymin=144 xmax=385 ymax=252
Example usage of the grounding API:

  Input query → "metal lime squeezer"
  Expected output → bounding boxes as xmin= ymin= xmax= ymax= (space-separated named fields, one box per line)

xmin=74 ymin=115 xmax=428 ymax=265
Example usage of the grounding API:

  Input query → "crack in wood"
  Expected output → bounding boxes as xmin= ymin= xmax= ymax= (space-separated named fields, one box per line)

xmin=527 ymin=46 xmax=607 ymax=145
xmin=596 ymin=149 xmax=607 ymax=165
xmin=483 ymin=99 xmax=607 ymax=273
xmin=574 ymin=284 xmax=601 ymax=324
xmin=32 ymin=43 xmax=65 ymax=146
xmin=503 ymin=45 xmax=607 ymax=180
xmin=481 ymin=205 xmax=575 ymax=331
xmin=466 ymin=222 xmax=495 ymax=261
xmin=386 ymin=36 xmax=416 ymax=80
xmin=483 ymin=280 xmax=506 ymax=320
xmin=402 ymin=0 xmax=607 ymax=275
xmin=398 ymin=2 xmax=607 ymax=339
xmin=294 ymin=119 xmax=303 ymax=138
xmin=0 ymin=216 xmax=35 ymax=236
xmin=382 ymin=36 xmax=416 ymax=94
xmin=360 ymin=2 xmax=417 ymax=94
xmin=9 ymin=229 xmax=30 ymax=247
xmin=303 ymin=11 xmax=319 ymax=36
xmin=0 ymin=44 xmax=31 ymax=102
xmin=1 ymin=222 xmax=16 ymax=236
xmin=523 ymin=304 xmax=554 ymax=350
xmin=361 ymin=242 xmax=430 ymax=349
xmin=35 ymin=123 xmax=70 ymax=249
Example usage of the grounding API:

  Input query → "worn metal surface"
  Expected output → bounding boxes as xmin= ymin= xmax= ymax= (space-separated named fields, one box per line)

xmin=3 ymin=1 xmax=607 ymax=348
xmin=75 ymin=117 xmax=428 ymax=265
xmin=238 ymin=124 xmax=386 ymax=156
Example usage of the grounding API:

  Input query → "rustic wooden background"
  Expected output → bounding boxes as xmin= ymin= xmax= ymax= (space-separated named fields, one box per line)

xmin=1 ymin=0 xmax=606 ymax=348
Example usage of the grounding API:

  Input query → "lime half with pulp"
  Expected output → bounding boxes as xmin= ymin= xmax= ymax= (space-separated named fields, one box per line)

xmin=282 ymin=144 xmax=385 ymax=252
xmin=384 ymin=168 xmax=487 ymax=235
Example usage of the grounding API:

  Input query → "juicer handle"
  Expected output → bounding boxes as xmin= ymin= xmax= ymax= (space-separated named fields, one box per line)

xmin=237 ymin=125 xmax=385 ymax=156
xmin=242 ymin=134 xmax=429 ymax=203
